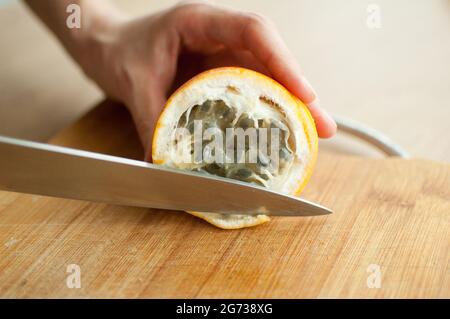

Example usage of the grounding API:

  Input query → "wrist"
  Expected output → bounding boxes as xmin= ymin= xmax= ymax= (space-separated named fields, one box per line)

xmin=71 ymin=4 xmax=128 ymax=99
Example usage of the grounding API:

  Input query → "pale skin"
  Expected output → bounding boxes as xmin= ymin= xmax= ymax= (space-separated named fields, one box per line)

xmin=25 ymin=0 xmax=337 ymax=160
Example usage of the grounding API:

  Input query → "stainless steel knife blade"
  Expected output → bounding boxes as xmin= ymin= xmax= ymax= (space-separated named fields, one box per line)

xmin=0 ymin=135 xmax=332 ymax=216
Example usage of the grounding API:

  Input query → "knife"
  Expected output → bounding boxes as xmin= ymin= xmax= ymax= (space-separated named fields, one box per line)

xmin=0 ymin=135 xmax=332 ymax=216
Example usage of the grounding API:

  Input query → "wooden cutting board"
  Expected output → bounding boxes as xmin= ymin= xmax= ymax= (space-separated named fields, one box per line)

xmin=0 ymin=101 xmax=449 ymax=298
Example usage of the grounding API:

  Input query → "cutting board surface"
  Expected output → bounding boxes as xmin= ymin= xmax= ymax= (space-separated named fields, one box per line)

xmin=0 ymin=101 xmax=449 ymax=298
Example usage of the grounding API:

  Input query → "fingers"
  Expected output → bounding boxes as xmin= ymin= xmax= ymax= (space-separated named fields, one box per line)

xmin=173 ymin=3 xmax=336 ymax=138
xmin=202 ymin=49 xmax=336 ymax=137
xmin=223 ymin=12 xmax=337 ymax=138
xmin=306 ymin=100 xmax=337 ymax=138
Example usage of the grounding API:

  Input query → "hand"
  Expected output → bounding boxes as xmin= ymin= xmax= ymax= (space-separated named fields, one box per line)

xmin=75 ymin=2 xmax=337 ymax=160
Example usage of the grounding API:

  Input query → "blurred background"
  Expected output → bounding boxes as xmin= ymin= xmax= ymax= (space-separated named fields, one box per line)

xmin=0 ymin=0 xmax=449 ymax=160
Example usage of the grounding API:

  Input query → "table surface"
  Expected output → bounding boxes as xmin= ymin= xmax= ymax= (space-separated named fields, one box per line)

xmin=0 ymin=101 xmax=448 ymax=298
xmin=0 ymin=0 xmax=449 ymax=161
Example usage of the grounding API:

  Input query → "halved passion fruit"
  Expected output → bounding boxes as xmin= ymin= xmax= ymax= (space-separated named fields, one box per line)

xmin=152 ymin=67 xmax=318 ymax=229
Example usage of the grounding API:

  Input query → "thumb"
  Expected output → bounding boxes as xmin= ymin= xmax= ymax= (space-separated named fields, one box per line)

xmin=128 ymin=86 xmax=167 ymax=162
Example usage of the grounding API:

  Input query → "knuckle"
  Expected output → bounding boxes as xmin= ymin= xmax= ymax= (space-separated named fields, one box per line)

xmin=245 ymin=12 xmax=272 ymax=28
xmin=168 ymin=1 xmax=218 ymax=28
xmin=172 ymin=0 xmax=213 ymax=16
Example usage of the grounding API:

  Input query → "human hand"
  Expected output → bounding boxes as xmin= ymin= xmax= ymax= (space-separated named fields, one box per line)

xmin=75 ymin=2 xmax=337 ymax=160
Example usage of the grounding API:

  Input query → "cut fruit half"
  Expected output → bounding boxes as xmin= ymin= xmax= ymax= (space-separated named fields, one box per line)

xmin=152 ymin=67 xmax=318 ymax=229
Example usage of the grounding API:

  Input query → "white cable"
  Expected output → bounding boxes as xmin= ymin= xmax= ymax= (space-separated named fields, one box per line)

xmin=333 ymin=116 xmax=410 ymax=158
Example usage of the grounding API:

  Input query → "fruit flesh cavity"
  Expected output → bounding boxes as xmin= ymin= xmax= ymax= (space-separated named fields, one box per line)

xmin=174 ymin=99 xmax=295 ymax=188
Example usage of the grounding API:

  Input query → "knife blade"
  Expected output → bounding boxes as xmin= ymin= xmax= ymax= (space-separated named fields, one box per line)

xmin=0 ymin=135 xmax=332 ymax=216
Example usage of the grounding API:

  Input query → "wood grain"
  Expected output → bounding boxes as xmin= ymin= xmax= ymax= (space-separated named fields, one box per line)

xmin=0 ymin=101 xmax=449 ymax=298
